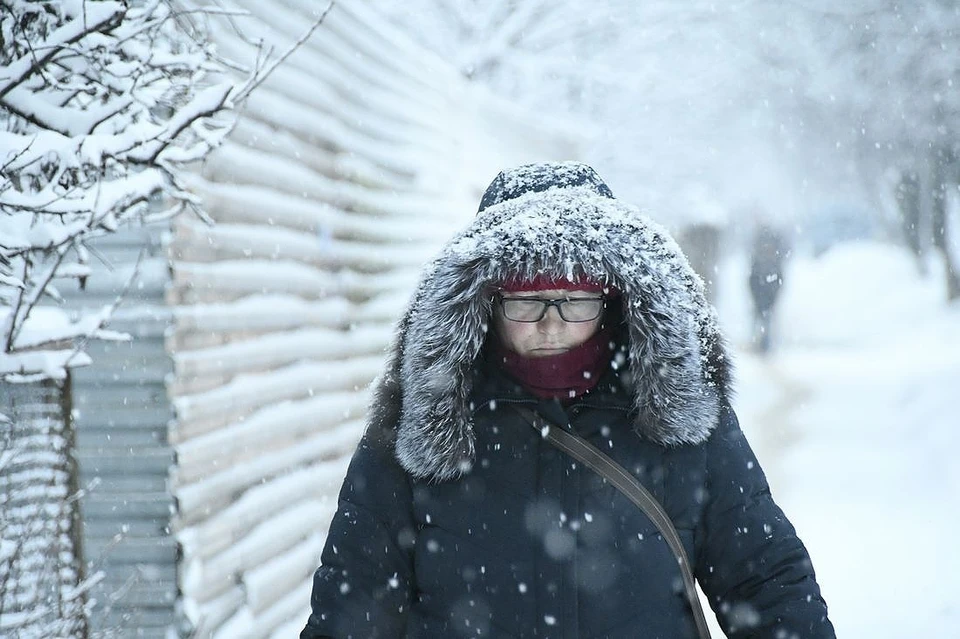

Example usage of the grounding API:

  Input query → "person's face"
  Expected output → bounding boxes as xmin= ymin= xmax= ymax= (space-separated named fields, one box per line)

xmin=493 ymin=288 xmax=604 ymax=357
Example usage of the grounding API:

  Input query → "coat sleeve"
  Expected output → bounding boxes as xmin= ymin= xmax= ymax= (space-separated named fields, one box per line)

xmin=694 ymin=404 xmax=836 ymax=638
xmin=300 ymin=424 xmax=416 ymax=639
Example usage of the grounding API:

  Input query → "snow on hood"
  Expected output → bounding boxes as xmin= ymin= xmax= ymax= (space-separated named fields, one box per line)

xmin=371 ymin=162 xmax=733 ymax=481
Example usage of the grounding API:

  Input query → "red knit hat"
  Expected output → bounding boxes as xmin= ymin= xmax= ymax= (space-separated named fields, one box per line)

xmin=499 ymin=273 xmax=608 ymax=294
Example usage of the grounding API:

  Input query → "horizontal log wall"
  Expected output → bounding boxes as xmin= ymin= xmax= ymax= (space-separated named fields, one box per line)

xmin=171 ymin=1 xmax=580 ymax=637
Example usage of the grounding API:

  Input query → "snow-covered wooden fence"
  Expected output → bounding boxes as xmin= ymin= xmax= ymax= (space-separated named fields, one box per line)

xmin=0 ymin=379 xmax=84 ymax=639
xmin=59 ymin=1 xmax=580 ymax=637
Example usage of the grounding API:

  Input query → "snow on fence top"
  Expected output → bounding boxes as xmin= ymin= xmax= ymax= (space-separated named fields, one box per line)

xmin=167 ymin=1 xmax=582 ymax=636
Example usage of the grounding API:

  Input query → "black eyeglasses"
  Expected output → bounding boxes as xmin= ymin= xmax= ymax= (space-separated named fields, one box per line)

xmin=497 ymin=295 xmax=605 ymax=323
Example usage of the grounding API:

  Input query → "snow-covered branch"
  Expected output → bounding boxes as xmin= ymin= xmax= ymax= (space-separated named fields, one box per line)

xmin=0 ymin=0 xmax=251 ymax=380
xmin=0 ymin=3 xmax=126 ymax=105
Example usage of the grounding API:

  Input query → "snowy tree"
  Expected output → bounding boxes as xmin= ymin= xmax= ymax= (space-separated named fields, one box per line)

xmin=0 ymin=0 xmax=237 ymax=379
xmin=0 ymin=0 xmax=241 ymax=635
xmin=772 ymin=1 xmax=960 ymax=298
xmin=366 ymin=0 xmax=828 ymax=230
xmin=365 ymin=0 xmax=815 ymax=295
xmin=367 ymin=0 xmax=747 ymax=159
xmin=372 ymin=0 xmax=960 ymax=300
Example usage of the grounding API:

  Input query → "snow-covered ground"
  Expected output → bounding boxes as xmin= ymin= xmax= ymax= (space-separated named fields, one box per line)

xmin=716 ymin=240 xmax=960 ymax=637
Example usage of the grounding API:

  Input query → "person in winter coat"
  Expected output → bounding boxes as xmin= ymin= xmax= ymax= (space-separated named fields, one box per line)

xmin=748 ymin=223 xmax=790 ymax=354
xmin=300 ymin=162 xmax=834 ymax=639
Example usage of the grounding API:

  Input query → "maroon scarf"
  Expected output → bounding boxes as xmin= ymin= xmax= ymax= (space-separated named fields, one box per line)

xmin=491 ymin=325 xmax=614 ymax=402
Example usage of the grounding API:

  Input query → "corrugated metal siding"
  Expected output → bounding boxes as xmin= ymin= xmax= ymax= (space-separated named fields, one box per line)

xmin=170 ymin=1 xmax=581 ymax=637
xmin=63 ymin=221 xmax=179 ymax=639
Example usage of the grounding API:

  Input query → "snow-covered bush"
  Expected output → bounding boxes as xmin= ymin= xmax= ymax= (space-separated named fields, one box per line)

xmin=0 ymin=1 xmax=241 ymax=635
xmin=0 ymin=0 xmax=235 ymax=382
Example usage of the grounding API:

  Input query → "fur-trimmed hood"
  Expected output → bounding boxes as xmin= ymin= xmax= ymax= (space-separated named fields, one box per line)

xmin=371 ymin=162 xmax=733 ymax=482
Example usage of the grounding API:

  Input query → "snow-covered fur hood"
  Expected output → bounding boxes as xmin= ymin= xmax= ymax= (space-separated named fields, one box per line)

xmin=371 ymin=162 xmax=733 ymax=481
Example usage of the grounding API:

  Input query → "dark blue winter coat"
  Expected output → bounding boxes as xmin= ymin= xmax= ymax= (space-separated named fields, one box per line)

xmin=301 ymin=361 xmax=832 ymax=638
xmin=300 ymin=162 xmax=834 ymax=638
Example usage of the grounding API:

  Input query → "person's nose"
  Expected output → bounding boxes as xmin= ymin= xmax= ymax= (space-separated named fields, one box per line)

xmin=538 ymin=305 xmax=565 ymax=332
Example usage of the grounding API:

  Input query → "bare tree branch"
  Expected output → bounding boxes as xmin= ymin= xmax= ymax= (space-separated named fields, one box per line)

xmin=1 ymin=257 xmax=30 ymax=352
xmin=230 ymin=1 xmax=335 ymax=106
xmin=7 ymin=246 xmax=69 ymax=348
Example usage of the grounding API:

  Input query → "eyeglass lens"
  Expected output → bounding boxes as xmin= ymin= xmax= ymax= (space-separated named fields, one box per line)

xmin=500 ymin=297 xmax=604 ymax=322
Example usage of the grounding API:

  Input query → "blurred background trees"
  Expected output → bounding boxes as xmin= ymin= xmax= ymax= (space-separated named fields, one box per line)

xmin=371 ymin=0 xmax=960 ymax=301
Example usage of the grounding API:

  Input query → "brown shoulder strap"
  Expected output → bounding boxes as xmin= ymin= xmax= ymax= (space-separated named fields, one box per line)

xmin=513 ymin=406 xmax=712 ymax=639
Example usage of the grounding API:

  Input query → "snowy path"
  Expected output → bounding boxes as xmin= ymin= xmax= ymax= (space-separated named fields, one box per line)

xmin=737 ymin=342 xmax=960 ymax=638
xmin=738 ymin=357 xmax=812 ymax=495
xmin=719 ymin=244 xmax=960 ymax=638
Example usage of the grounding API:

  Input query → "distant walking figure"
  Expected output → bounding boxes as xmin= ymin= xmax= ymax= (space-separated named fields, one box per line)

xmin=748 ymin=223 xmax=789 ymax=354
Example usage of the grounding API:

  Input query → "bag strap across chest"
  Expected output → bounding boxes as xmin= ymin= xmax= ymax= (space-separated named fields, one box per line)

xmin=512 ymin=405 xmax=712 ymax=639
